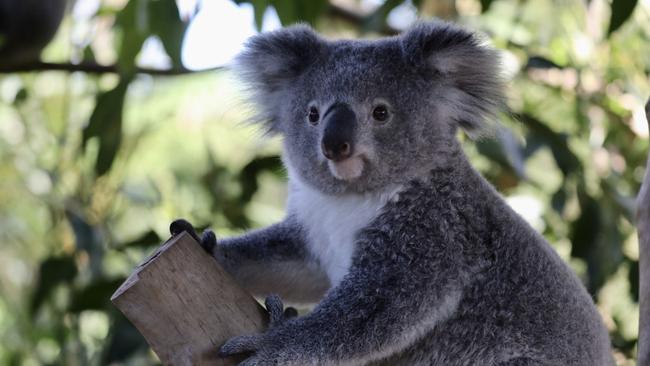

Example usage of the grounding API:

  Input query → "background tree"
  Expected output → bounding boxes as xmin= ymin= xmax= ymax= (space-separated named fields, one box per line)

xmin=0 ymin=0 xmax=647 ymax=365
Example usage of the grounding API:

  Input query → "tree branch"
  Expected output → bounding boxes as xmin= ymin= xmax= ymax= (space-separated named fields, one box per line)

xmin=0 ymin=3 xmax=396 ymax=76
xmin=0 ymin=60 xmax=223 ymax=75
xmin=111 ymin=232 xmax=267 ymax=365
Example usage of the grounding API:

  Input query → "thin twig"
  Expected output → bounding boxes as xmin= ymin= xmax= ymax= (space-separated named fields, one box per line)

xmin=0 ymin=60 xmax=223 ymax=75
xmin=0 ymin=2 xmax=394 ymax=75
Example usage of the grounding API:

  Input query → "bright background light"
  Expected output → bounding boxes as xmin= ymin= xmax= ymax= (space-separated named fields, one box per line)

xmin=181 ymin=0 xmax=281 ymax=70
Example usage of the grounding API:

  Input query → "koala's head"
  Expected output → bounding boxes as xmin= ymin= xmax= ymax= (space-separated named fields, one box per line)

xmin=235 ymin=22 xmax=504 ymax=194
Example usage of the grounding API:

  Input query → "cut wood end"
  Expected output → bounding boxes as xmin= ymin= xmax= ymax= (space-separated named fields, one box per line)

xmin=110 ymin=230 xmax=267 ymax=365
xmin=110 ymin=271 xmax=139 ymax=302
xmin=110 ymin=232 xmax=186 ymax=302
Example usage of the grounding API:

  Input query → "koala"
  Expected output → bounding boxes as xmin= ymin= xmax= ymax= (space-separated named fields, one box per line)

xmin=171 ymin=22 xmax=613 ymax=365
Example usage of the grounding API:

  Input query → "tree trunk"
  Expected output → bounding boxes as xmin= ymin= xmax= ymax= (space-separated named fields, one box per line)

xmin=111 ymin=231 xmax=268 ymax=365
xmin=638 ymin=99 xmax=650 ymax=365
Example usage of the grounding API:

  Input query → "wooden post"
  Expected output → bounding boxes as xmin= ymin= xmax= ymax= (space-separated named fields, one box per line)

xmin=638 ymin=99 xmax=650 ymax=365
xmin=111 ymin=231 xmax=268 ymax=365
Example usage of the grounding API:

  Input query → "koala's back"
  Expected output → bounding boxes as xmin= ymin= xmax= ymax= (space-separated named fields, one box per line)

xmin=365 ymin=159 xmax=612 ymax=366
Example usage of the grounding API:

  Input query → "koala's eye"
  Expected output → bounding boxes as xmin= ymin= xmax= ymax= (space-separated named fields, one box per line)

xmin=372 ymin=105 xmax=389 ymax=122
xmin=308 ymin=106 xmax=320 ymax=125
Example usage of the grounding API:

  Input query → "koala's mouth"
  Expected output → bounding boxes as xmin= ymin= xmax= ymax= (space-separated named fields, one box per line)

xmin=328 ymin=155 xmax=365 ymax=181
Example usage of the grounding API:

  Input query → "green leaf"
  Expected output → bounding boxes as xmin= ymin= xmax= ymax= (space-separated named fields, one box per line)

xmin=519 ymin=114 xmax=581 ymax=176
xmin=30 ymin=256 xmax=78 ymax=315
xmin=115 ymin=0 xmax=149 ymax=73
xmin=271 ymin=0 xmax=298 ymax=25
xmin=69 ymin=278 xmax=126 ymax=312
xmin=65 ymin=208 xmax=96 ymax=253
xmin=525 ymin=56 xmax=564 ymax=70
xmin=551 ymin=186 xmax=567 ymax=214
xmin=363 ymin=0 xmax=402 ymax=33
xmin=83 ymin=79 xmax=130 ymax=176
xmin=235 ymin=0 xmax=328 ymax=26
xmin=570 ymin=191 xmax=600 ymax=261
xmin=292 ymin=0 xmax=328 ymax=25
xmin=479 ymin=0 xmax=494 ymax=13
xmin=252 ymin=0 xmax=270 ymax=30
xmin=148 ymin=0 xmax=188 ymax=67
xmin=65 ymin=207 xmax=104 ymax=275
xmin=14 ymin=87 xmax=28 ymax=104
xmin=570 ymin=187 xmax=624 ymax=295
xmin=239 ymin=155 xmax=282 ymax=203
xmin=608 ymin=0 xmax=638 ymax=36
xmin=116 ymin=230 xmax=162 ymax=250
xmin=82 ymin=45 xmax=96 ymax=63
xmin=476 ymin=127 xmax=527 ymax=179
xmin=102 ymin=313 xmax=149 ymax=363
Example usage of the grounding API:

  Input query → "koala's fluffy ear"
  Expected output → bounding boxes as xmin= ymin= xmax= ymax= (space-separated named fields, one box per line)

xmin=235 ymin=25 xmax=326 ymax=134
xmin=401 ymin=22 xmax=505 ymax=136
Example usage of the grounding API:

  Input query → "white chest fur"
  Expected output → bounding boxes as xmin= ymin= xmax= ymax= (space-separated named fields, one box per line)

xmin=287 ymin=178 xmax=401 ymax=287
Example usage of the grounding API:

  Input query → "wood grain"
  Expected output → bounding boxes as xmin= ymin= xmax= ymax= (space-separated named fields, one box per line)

xmin=111 ymin=232 xmax=267 ymax=365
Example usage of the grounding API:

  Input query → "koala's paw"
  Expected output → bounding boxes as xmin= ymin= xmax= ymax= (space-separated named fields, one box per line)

xmin=169 ymin=218 xmax=217 ymax=254
xmin=199 ymin=229 xmax=217 ymax=254
xmin=218 ymin=294 xmax=297 ymax=363
xmin=265 ymin=294 xmax=298 ymax=328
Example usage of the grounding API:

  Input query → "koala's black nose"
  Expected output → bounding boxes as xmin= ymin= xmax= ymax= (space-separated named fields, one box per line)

xmin=321 ymin=103 xmax=356 ymax=162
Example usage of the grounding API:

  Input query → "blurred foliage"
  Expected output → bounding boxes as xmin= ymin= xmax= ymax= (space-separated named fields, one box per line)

xmin=0 ymin=0 xmax=648 ymax=365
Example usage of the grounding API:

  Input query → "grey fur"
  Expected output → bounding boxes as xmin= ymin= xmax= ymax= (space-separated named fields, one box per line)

xmin=217 ymin=217 xmax=330 ymax=303
xmin=211 ymin=22 xmax=613 ymax=365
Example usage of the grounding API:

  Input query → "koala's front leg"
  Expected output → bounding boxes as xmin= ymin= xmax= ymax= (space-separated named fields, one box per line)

xmin=219 ymin=256 xmax=465 ymax=366
xmin=218 ymin=295 xmax=298 ymax=362
xmin=170 ymin=216 xmax=329 ymax=304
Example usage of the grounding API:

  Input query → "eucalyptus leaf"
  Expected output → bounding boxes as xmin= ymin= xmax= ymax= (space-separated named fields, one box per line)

xmin=234 ymin=0 xmax=328 ymax=26
xmin=83 ymin=79 xmax=130 ymax=176
xmin=30 ymin=256 xmax=78 ymax=315
xmin=519 ymin=114 xmax=581 ymax=176
xmin=149 ymin=0 xmax=188 ymax=67
xmin=608 ymin=0 xmax=638 ymax=36
xmin=116 ymin=230 xmax=162 ymax=250
xmin=115 ymin=0 xmax=149 ymax=73
xmin=525 ymin=55 xmax=564 ymax=70
xmin=363 ymin=0 xmax=403 ymax=33
xmin=476 ymin=127 xmax=527 ymax=179
xmin=480 ymin=0 xmax=494 ymax=13
xmin=239 ymin=155 xmax=283 ymax=203
xmin=69 ymin=278 xmax=126 ymax=312
xmin=65 ymin=207 xmax=104 ymax=275
xmin=102 ymin=313 xmax=149 ymax=363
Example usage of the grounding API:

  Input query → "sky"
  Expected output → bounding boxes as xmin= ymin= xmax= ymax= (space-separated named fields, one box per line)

xmin=179 ymin=0 xmax=417 ymax=70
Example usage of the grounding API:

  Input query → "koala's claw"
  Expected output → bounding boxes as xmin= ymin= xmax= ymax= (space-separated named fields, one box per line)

xmin=218 ymin=334 xmax=261 ymax=357
xmin=238 ymin=357 xmax=267 ymax=366
xmin=265 ymin=294 xmax=297 ymax=328
xmin=200 ymin=229 xmax=217 ymax=253
xmin=218 ymin=295 xmax=296 ymax=361
xmin=169 ymin=218 xmax=216 ymax=254
xmin=170 ymin=218 xmax=200 ymax=241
